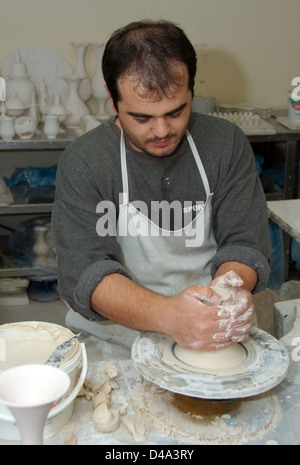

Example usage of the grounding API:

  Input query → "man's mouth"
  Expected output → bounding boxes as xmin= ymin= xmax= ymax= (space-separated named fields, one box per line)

xmin=152 ymin=138 xmax=170 ymax=147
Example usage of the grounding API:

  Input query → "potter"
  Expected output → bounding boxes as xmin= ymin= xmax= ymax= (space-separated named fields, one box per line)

xmin=53 ymin=20 xmax=270 ymax=357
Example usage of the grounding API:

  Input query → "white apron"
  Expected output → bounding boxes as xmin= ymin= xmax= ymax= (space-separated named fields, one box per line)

xmin=117 ymin=130 xmax=217 ymax=296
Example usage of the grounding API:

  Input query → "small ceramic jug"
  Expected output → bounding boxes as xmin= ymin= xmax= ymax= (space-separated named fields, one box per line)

xmin=0 ymin=116 xmax=15 ymax=141
xmin=43 ymin=115 xmax=59 ymax=139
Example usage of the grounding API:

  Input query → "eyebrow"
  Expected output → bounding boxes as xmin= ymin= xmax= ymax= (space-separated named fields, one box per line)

xmin=127 ymin=103 xmax=188 ymax=119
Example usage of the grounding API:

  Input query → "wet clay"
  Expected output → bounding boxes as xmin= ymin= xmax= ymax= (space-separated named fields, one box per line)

xmin=174 ymin=343 xmax=247 ymax=372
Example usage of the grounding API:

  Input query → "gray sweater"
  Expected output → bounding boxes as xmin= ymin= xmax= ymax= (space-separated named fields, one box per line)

xmin=52 ymin=113 xmax=271 ymax=321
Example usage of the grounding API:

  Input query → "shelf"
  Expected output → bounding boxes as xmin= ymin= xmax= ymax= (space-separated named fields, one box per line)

xmin=0 ymin=127 xmax=76 ymax=151
xmin=0 ymin=266 xmax=57 ymax=278
xmin=0 ymin=203 xmax=53 ymax=215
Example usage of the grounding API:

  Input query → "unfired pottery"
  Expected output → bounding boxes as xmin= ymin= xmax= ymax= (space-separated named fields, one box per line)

xmin=5 ymin=90 xmax=27 ymax=117
xmin=5 ymin=51 xmax=36 ymax=107
xmin=71 ymin=42 xmax=92 ymax=103
xmin=91 ymin=43 xmax=109 ymax=121
xmin=62 ymin=76 xmax=90 ymax=128
xmin=0 ymin=116 xmax=15 ymax=141
xmin=47 ymin=95 xmax=68 ymax=133
xmin=43 ymin=115 xmax=59 ymax=139
xmin=15 ymin=116 xmax=36 ymax=140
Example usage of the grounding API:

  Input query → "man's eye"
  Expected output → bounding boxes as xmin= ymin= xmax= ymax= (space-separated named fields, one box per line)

xmin=135 ymin=117 xmax=149 ymax=124
xmin=170 ymin=111 xmax=182 ymax=119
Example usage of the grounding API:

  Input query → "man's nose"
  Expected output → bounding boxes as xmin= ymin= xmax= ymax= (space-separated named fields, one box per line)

xmin=152 ymin=118 xmax=171 ymax=138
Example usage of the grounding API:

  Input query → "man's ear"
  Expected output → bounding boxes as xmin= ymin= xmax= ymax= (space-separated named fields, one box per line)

xmin=105 ymin=85 xmax=117 ymax=113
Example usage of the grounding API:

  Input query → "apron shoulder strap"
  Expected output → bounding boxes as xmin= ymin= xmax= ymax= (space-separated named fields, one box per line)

xmin=186 ymin=130 xmax=211 ymax=198
xmin=120 ymin=130 xmax=129 ymax=205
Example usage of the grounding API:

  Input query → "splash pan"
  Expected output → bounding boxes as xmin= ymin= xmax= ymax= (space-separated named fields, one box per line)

xmin=131 ymin=327 xmax=289 ymax=399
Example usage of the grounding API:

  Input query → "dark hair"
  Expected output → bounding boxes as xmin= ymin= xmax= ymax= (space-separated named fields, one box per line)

xmin=102 ymin=20 xmax=197 ymax=110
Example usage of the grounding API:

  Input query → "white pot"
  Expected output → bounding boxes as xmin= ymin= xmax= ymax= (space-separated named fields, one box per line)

xmin=43 ymin=114 xmax=59 ymax=139
xmin=15 ymin=116 xmax=36 ymax=139
xmin=0 ymin=116 xmax=15 ymax=141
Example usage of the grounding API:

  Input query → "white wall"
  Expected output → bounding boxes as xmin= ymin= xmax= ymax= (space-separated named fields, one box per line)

xmin=1 ymin=0 xmax=299 ymax=109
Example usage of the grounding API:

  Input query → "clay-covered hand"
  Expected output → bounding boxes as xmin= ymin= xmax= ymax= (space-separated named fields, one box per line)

xmin=166 ymin=285 xmax=236 ymax=351
xmin=210 ymin=271 xmax=254 ymax=344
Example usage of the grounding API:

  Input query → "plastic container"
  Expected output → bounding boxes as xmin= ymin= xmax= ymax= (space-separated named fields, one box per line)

xmin=287 ymin=91 xmax=300 ymax=123
xmin=0 ymin=321 xmax=87 ymax=441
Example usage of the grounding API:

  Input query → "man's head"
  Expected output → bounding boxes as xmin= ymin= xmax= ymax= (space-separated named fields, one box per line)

xmin=102 ymin=20 xmax=197 ymax=157
xmin=102 ymin=20 xmax=197 ymax=112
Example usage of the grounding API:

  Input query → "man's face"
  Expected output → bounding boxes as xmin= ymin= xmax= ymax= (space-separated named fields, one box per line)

xmin=115 ymin=65 xmax=193 ymax=157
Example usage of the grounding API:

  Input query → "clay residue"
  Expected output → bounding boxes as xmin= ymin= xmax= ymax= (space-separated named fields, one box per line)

xmin=78 ymin=362 xmax=124 ymax=433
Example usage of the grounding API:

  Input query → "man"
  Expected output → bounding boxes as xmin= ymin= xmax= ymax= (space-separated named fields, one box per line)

xmin=52 ymin=20 xmax=271 ymax=351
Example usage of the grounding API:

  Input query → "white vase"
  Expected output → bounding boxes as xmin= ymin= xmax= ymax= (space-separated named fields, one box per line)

xmin=91 ymin=43 xmax=109 ymax=121
xmin=47 ymin=95 xmax=68 ymax=133
xmin=15 ymin=116 xmax=36 ymax=139
xmin=0 ymin=116 xmax=15 ymax=141
xmin=5 ymin=89 xmax=27 ymax=117
xmin=33 ymin=224 xmax=56 ymax=266
xmin=6 ymin=51 xmax=36 ymax=107
xmin=29 ymin=91 xmax=41 ymax=130
xmin=37 ymin=76 xmax=52 ymax=117
xmin=71 ymin=42 xmax=92 ymax=103
xmin=43 ymin=115 xmax=59 ymax=139
xmin=62 ymin=76 xmax=90 ymax=128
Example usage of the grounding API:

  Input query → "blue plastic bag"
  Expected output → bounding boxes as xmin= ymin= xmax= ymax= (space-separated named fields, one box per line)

xmin=4 ymin=166 xmax=57 ymax=188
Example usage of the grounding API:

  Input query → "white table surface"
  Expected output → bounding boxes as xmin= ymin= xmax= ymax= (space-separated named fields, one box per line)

xmin=268 ymin=199 xmax=300 ymax=243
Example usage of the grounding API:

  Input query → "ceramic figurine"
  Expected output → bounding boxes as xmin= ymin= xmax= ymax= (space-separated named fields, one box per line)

xmin=15 ymin=116 xmax=36 ymax=140
xmin=71 ymin=42 xmax=92 ymax=103
xmin=91 ymin=43 xmax=109 ymax=121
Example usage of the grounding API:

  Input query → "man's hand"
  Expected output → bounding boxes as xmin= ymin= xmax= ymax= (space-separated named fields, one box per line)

xmin=210 ymin=270 xmax=254 ymax=343
xmin=165 ymin=271 xmax=254 ymax=351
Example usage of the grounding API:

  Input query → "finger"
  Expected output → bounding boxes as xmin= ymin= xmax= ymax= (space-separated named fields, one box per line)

xmin=190 ymin=285 xmax=223 ymax=306
xmin=227 ymin=290 xmax=253 ymax=319
xmin=227 ymin=306 xmax=254 ymax=328
xmin=202 ymin=341 xmax=234 ymax=351
xmin=231 ymin=333 xmax=250 ymax=343
xmin=212 ymin=331 xmax=232 ymax=344
xmin=226 ymin=321 xmax=253 ymax=339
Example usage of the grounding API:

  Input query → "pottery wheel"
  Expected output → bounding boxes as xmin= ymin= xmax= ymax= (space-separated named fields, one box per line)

xmin=131 ymin=327 xmax=289 ymax=399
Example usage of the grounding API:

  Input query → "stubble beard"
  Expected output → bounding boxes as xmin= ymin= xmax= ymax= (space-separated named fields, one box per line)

xmin=120 ymin=124 xmax=187 ymax=157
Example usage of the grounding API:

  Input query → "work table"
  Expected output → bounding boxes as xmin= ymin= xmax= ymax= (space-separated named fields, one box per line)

xmin=1 ymin=309 xmax=300 ymax=446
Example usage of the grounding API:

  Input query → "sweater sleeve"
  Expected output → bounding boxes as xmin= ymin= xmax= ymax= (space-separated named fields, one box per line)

xmin=52 ymin=143 xmax=131 ymax=321
xmin=210 ymin=125 xmax=271 ymax=293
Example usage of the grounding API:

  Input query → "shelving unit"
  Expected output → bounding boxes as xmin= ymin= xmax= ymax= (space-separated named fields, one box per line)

xmin=0 ymin=127 xmax=75 ymax=278
xmin=0 ymin=117 xmax=299 ymax=280
xmin=248 ymin=116 xmax=300 ymax=200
